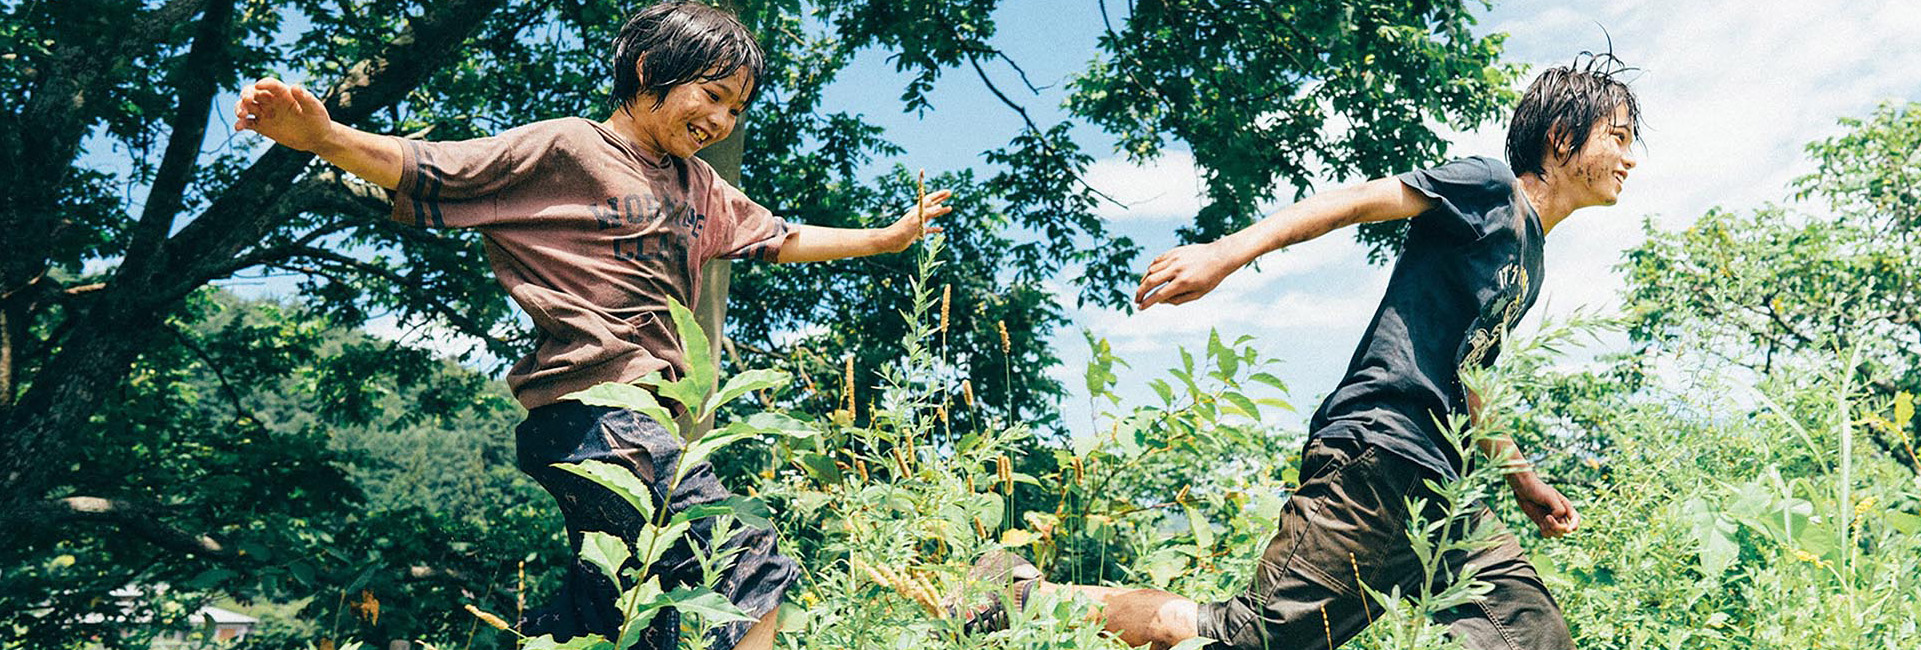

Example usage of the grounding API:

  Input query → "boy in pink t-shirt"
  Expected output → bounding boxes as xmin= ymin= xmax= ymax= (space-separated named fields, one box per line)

xmin=235 ymin=3 xmax=950 ymax=648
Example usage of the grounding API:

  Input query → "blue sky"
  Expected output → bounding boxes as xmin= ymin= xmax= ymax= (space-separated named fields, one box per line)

xmin=795 ymin=0 xmax=1921 ymax=434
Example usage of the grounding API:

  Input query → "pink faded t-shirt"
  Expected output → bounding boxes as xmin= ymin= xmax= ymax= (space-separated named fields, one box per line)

xmin=390 ymin=117 xmax=790 ymax=409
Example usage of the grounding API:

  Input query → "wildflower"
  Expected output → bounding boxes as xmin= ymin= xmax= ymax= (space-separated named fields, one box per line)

xmin=997 ymin=321 xmax=1011 ymax=354
xmin=962 ymin=380 xmax=975 ymax=408
xmin=352 ymin=590 xmax=379 ymax=627
xmin=464 ymin=604 xmax=511 ymax=631
xmin=843 ymin=355 xmax=856 ymax=414
xmin=940 ymin=285 xmax=951 ymax=335
xmin=997 ymin=455 xmax=1013 ymax=493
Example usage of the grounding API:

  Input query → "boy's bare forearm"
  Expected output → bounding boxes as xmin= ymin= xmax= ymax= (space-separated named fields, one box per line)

xmin=1466 ymin=386 xmax=1544 ymax=485
xmin=311 ymin=125 xmax=405 ymax=190
xmin=774 ymin=224 xmax=895 ymax=263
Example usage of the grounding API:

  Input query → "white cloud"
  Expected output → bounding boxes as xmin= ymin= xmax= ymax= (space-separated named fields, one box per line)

xmin=1084 ymin=150 xmax=1208 ymax=221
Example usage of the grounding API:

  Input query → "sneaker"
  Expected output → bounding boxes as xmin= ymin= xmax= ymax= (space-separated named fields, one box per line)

xmin=944 ymin=549 xmax=1043 ymax=634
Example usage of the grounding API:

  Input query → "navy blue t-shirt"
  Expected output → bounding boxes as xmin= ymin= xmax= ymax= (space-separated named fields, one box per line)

xmin=1307 ymin=156 xmax=1545 ymax=480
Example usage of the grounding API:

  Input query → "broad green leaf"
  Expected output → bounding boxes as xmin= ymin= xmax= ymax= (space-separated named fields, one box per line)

xmin=1248 ymin=372 xmax=1290 ymax=393
xmin=676 ymin=428 xmax=761 ymax=486
xmin=670 ymin=495 xmax=773 ymax=529
xmin=1887 ymin=510 xmax=1921 ymax=536
xmin=579 ymin=531 xmax=631 ymax=586
xmin=639 ymin=521 xmax=693 ymax=567
xmin=1169 ymin=638 xmax=1218 ymax=650
xmin=1000 ymin=528 xmax=1035 ymax=547
xmin=553 ymin=459 xmax=657 ymax=521
xmin=1182 ymin=500 xmax=1214 ymax=552
xmin=1148 ymin=379 xmax=1175 ymax=405
xmin=563 ymin=382 xmax=680 ymax=440
xmin=1684 ymin=498 xmax=1739 ymax=577
xmin=701 ymin=369 xmax=792 ymax=419
xmin=1220 ymin=391 xmax=1261 ymax=421
xmin=663 ymin=586 xmax=755 ymax=626
xmin=667 ymin=298 xmax=716 ymax=406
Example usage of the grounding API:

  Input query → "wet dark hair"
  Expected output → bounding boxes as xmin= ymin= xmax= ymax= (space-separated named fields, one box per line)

xmin=1505 ymin=49 xmax=1643 ymax=176
xmin=609 ymin=2 xmax=767 ymax=112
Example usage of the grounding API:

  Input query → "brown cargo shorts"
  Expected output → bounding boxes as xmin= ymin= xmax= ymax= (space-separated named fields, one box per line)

xmin=1196 ymin=437 xmax=1573 ymax=650
xmin=514 ymin=402 xmax=797 ymax=650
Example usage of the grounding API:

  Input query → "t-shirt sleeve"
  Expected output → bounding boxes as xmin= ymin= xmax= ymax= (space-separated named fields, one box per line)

xmin=705 ymin=174 xmax=792 ymax=263
xmin=390 ymin=124 xmax=554 ymax=229
xmin=1396 ymin=156 xmax=1517 ymax=240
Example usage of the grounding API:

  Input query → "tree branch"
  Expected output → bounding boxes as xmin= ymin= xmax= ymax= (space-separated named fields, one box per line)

xmin=265 ymin=248 xmax=519 ymax=360
xmin=157 ymin=0 xmax=512 ymax=302
xmin=962 ymin=53 xmax=1124 ymax=209
xmin=46 ymin=497 xmax=234 ymax=559
xmin=119 ymin=0 xmax=237 ymax=284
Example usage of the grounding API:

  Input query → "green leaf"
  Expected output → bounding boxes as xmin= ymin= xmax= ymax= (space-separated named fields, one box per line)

xmin=1684 ymin=498 xmax=1739 ymax=577
xmin=1182 ymin=500 xmax=1214 ymax=552
xmin=663 ymin=586 xmax=755 ymax=626
xmin=701 ymin=369 xmax=792 ymax=419
xmin=1168 ymin=638 xmax=1218 ymax=650
xmin=1248 ymin=372 xmax=1289 ymax=394
xmin=614 ymin=578 xmax=667 ymax=649
xmin=1887 ymin=510 xmax=1921 ymax=536
xmin=524 ymin=634 xmax=613 ymax=650
xmin=676 ymin=427 xmax=761 ymax=486
xmin=563 ymin=382 xmax=680 ymax=440
xmin=671 ymin=495 xmax=773 ymax=529
xmin=1219 ymin=391 xmax=1261 ymax=421
xmin=665 ymin=298 xmax=717 ymax=409
xmin=553 ymin=459 xmax=657 ymax=522
xmin=579 ymin=531 xmax=632 ymax=586
xmin=639 ymin=521 xmax=693 ymax=567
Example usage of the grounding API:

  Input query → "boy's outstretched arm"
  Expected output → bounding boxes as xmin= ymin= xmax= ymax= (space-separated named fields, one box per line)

xmin=775 ymin=190 xmax=953 ymax=263
xmin=235 ymin=78 xmax=403 ymax=190
xmin=1134 ymin=177 xmax=1433 ymax=310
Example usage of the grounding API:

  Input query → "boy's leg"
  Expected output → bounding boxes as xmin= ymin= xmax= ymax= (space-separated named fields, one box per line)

xmin=1429 ymin=509 xmax=1573 ymax=650
xmin=733 ymin=609 xmax=780 ymax=650
xmin=1194 ymin=436 xmax=1429 ymax=650
xmin=514 ymin=402 xmax=798 ymax=648
xmin=977 ymin=437 xmax=1417 ymax=650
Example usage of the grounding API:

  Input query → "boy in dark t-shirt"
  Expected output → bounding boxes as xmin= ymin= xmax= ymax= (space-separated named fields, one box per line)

xmin=954 ymin=59 xmax=1641 ymax=650
xmin=234 ymin=3 xmax=951 ymax=649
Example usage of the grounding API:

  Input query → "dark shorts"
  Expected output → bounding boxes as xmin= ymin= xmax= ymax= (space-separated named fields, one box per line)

xmin=1196 ymin=437 xmax=1572 ymax=650
xmin=514 ymin=401 xmax=797 ymax=649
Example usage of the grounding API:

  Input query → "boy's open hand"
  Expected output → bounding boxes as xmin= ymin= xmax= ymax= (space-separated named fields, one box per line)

xmin=234 ymin=78 xmax=335 ymax=153
xmin=881 ymin=189 xmax=952 ymax=253
xmin=1134 ymin=242 xmax=1238 ymax=310
xmin=1510 ymin=474 xmax=1581 ymax=538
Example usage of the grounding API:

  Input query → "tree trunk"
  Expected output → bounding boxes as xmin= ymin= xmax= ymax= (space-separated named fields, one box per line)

xmin=692 ymin=118 xmax=744 ymax=438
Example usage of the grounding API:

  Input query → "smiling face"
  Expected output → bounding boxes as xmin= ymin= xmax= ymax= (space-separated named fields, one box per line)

xmin=629 ymin=67 xmax=752 ymax=160
xmin=1554 ymin=103 xmax=1639 ymax=208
